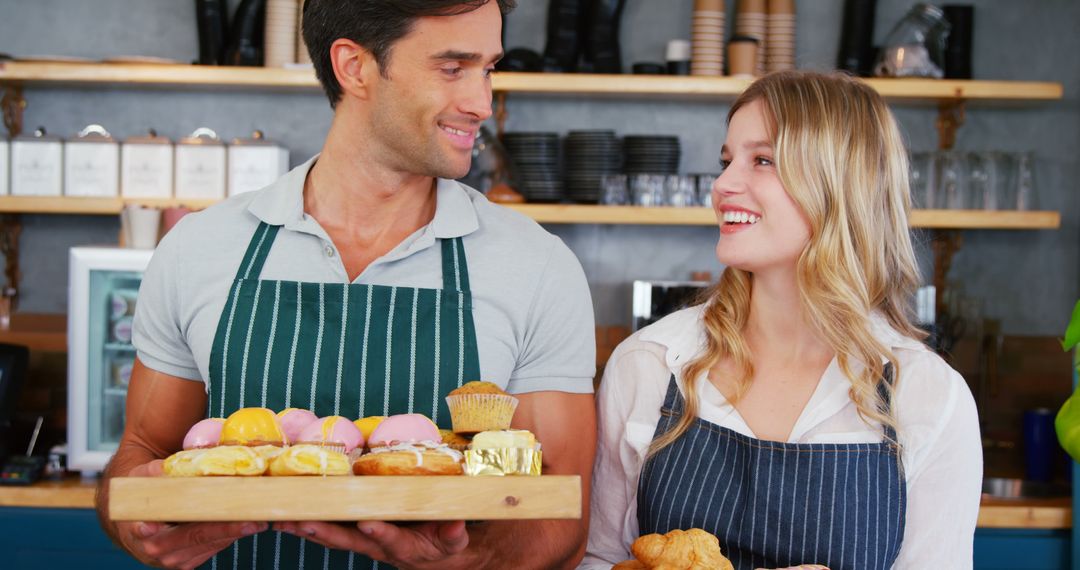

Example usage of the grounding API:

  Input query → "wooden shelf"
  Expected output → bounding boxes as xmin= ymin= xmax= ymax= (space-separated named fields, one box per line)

xmin=0 ymin=313 xmax=66 ymax=352
xmin=0 ymin=196 xmax=216 ymax=214
xmin=0 ymin=62 xmax=1064 ymax=103
xmin=0 ymin=198 xmax=1060 ymax=230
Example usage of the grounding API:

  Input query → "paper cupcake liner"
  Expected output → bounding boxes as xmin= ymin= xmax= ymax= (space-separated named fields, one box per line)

xmin=445 ymin=393 xmax=518 ymax=434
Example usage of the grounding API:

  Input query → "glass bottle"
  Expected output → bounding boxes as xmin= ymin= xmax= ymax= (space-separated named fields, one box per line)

xmin=874 ymin=3 xmax=951 ymax=79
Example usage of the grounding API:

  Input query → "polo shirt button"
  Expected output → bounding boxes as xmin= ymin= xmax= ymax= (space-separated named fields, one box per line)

xmin=325 ymin=245 xmax=335 ymax=257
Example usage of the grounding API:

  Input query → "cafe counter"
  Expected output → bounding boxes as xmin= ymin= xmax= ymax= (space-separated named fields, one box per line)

xmin=0 ymin=478 xmax=1072 ymax=569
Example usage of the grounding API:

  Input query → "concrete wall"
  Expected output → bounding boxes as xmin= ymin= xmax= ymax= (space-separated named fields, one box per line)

xmin=1 ymin=0 xmax=1077 ymax=335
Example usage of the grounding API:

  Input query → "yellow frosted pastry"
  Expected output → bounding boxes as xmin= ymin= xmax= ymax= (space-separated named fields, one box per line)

xmin=220 ymin=407 xmax=286 ymax=446
xmin=354 ymin=416 xmax=386 ymax=441
xmin=268 ymin=444 xmax=350 ymax=476
xmin=470 ymin=429 xmax=536 ymax=450
xmin=163 ymin=445 xmax=267 ymax=477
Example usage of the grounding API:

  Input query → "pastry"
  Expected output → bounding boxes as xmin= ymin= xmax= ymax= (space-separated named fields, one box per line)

xmin=445 ymin=381 xmax=518 ymax=434
xmin=621 ymin=529 xmax=734 ymax=570
xmin=296 ymin=415 xmax=365 ymax=453
xmin=276 ymin=408 xmax=318 ymax=443
xmin=268 ymin=443 xmax=350 ymax=476
xmin=253 ymin=444 xmax=287 ymax=462
xmin=439 ymin=429 xmax=472 ymax=451
xmin=354 ymin=415 xmax=387 ymax=441
xmin=463 ymin=429 xmax=542 ymax=476
xmin=612 ymin=562 xmax=647 ymax=570
xmin=470 ymin=429 xmax=536 ymax=450
xmin=220 ymin=407 xmax=286 ymax=446
xmin=182 ymin=418 xmax=225 ymax=450
xmin=352 ymin=441 xmax=464 ymax=476
xmin=367 ymin=413 xmax=441 ymax=447
xmin=164 ymin=445 xmax=267 ymax=477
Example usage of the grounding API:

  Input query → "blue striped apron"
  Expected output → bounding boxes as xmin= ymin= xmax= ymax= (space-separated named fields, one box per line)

xmin=202 ymin=221 xmax=481 ymax=570
xmin=637 ymin=367 xmax=905 ymax=570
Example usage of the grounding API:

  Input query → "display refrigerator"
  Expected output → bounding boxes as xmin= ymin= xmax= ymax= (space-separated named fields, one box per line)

xmin=67 ymin=247 xmax=154 ymax=475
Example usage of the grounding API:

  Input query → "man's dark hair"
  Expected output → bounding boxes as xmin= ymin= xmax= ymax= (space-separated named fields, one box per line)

xmin=302 ymin=0 xmax=516 ymax=108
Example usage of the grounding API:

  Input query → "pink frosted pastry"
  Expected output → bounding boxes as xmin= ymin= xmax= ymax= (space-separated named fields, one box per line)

xmin=368 ymin=413 xmax=440 ymax=447
xmin=276 ymin=408 xmax=319 ymax=444
xmin=297 ymin=416 xmax=365 ymax=453
xmin=182 ymin=418 xmax=225 ymax=450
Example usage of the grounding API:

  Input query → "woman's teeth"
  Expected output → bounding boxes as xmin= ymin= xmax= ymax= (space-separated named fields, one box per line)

xmin=722 ymin=211 xmax=760 ymax=224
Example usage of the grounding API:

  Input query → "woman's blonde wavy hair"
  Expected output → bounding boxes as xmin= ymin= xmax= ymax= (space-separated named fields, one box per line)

xmin=648 ymin=70 xmax=925 ymax=457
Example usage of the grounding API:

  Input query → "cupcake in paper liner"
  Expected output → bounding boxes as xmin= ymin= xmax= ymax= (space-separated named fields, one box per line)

xmin=445 ymin=381 xmax=518 ymax=434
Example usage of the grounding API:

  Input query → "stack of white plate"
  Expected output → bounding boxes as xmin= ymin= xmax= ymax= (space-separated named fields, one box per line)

xmin=297 ymin=0 xmax=311 ymax=65
xmin=766 ymin=0 xmax=796 ymax=72
xmin=691 ymin=0 xmax=725 ymax=76
xmin=265 ymin=0 xmax=298 ymax=68
xmin=735 ymin=0 xmax=767 ymax=76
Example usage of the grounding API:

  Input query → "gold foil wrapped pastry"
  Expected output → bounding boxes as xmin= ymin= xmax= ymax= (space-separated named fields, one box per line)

xmin=463 ymin=429 xmax=542 ymax=476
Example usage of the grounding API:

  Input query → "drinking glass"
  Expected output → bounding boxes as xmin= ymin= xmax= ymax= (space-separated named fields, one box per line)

xmin=1015 ymin=152 xmax=1036 ymax=210
xmin=936 ymin=150 xmax=968 ymax=209
xmin=695 ymin=173 xmax=717 ymax=207
xmin=909 ymin=151 xmax=937 ymax=209
xmin=967 ymin=151 xmax=1002 ymax=210
xmin=631 ymin=174 xmax=665 ymax=207
xmin=665 ymin=175 xmax=697 ymax=207
xmin=599 ymin=174 xmax=629 ymax=205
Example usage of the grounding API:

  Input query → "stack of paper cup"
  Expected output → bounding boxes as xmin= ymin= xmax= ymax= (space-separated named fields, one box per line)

xmin=296 ymin=0 xmax=311 ymax=65
xmin=766 ymin=0 xmax=796 ymax=72
xmin=691 ymin=0 xmax=725 ymax=76
xmin=265 ymin=0 xmax=298 ymax=68
xmin=735 ymin=0 xmax=767 ymax=76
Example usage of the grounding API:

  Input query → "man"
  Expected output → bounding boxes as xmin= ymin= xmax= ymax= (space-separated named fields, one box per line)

xmin=95 ymin=1 xmax=597 ymax=568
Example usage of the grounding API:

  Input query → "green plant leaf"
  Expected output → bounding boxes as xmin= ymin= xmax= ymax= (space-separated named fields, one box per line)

xmin=1063 ymin=299 xmax=1080 ymax=351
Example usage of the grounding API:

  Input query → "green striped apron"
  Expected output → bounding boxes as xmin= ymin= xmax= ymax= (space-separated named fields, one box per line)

xmin=202 ymin=221 xmax=481 ymax=570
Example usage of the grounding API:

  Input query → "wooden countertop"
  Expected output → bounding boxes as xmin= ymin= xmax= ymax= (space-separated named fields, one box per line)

xmin=0 ymin=478 xmax=1072 ymax=529
xmin=0 ymin=477 xmax=97 ymax=509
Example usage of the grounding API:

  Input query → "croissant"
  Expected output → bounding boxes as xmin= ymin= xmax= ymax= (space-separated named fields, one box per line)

xmin=626 ymin=529 xmax=734 ymax=570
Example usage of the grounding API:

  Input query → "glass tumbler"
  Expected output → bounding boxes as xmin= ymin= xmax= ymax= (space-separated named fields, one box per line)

xmin=665 ymin=175 xmax=697 ymax=207
xmin=631 ymin=174 xmax=665 ymax=207
xmin=936 ymin=150 xmax=968 ymax=209
xmin=599 ymin=174 xmax=629 ymax=205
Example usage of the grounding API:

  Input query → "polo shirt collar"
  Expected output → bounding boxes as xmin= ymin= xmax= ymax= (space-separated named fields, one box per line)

xmin=246 ymin=154 xmax=480 ymax=239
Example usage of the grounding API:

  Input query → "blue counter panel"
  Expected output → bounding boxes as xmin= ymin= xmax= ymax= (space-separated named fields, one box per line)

xmin=975 ymin=528 xmax=1072 ymax=569
xmin=0 ymin=507 xmax=148 ymax=569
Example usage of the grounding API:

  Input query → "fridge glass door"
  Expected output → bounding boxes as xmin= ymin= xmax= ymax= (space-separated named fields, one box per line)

xmin=86 ymin=269 xmax=141 ymax=452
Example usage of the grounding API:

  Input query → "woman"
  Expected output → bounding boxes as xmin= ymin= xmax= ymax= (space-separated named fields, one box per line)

xmin=583 ymin=71 xmax=981 ymax=570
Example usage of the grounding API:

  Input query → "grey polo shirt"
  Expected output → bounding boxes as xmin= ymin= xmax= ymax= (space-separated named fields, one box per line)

xmin=132 ymin=155 xmax=595 ymax=395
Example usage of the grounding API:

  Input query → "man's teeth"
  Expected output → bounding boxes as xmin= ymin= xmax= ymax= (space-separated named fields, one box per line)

xmin=722 ymin=211 xmax=761 ymax=224
xmin=442 ymin=125 xmax=471 ymax=137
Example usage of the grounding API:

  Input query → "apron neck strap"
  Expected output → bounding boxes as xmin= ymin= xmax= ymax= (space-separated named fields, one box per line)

xmin=440 ymin=237 xmax=472 ymax=293
xmin=233 ymin=222 xmax=281 ymax=281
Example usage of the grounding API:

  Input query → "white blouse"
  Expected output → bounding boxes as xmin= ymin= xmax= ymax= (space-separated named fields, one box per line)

xmin=580 ymin=305 xmax=982 ymax=570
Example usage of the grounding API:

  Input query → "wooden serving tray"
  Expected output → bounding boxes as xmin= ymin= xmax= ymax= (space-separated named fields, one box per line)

xmin=109 ymin=475 xmax=581 ymax=522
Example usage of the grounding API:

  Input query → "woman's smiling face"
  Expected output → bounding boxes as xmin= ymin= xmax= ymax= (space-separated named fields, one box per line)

xmin=712 ymin=99 xmax=811 ymax=274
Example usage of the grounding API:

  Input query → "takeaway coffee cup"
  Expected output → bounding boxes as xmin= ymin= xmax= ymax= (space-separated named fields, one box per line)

xmin=121 ymin=205 xmax=162 ymax=249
